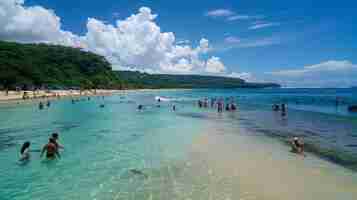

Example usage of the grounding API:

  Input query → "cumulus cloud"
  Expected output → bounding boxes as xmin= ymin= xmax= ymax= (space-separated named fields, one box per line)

xmin=266 ymin=60 xmax=357 ymax=87
xmin=205 ymin=56 xmax=226 ymax=73
xmin=0 ymin=1 xmax=229 ymax=74
xmin=0 ymin=0 xmax=78 ymax=45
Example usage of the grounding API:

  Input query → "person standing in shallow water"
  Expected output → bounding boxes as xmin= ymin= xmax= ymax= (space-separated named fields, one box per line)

xmin=281 ymin=103 xmax=287 ymax=117
xmin=51 ymin=133 xmax=64 ymax=149
xmin=41 ymin=138 xmax=61 ymax=159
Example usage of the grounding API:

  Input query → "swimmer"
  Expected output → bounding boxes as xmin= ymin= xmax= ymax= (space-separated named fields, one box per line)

xmin=39 ymin=102 xmax=44 ymax=110
xmin=281 ymin=103 xmax=287 ymax=117
xmin=41 ymin=138 xmax=61 ymax=159
xmin=272 ymin=104 xmax=280 ymax=111
xmin=198 ymin=100 xmax=203 ymax=108
xmin=19 ymin=141 xmax=31 ymax=161
xmin=51 ymin=133 xmax=64 ymax=149
xmin=137 ymin=104 xmax=143 ymax=110
xmin=225 ymin=103 xmax=230 ymax=111
xmin=100 ymin=104 xmax=105 ymax=108
xmin=172 ymin=105 xmax=176 ymax=111
xmin=217 ymin=100 xmax=223 ymax=113
xmin=46 ymin=100 xmax=51 ymax=107
xmin=230 ymin=103 xmax=237 ymax=111
xmin=290 ymin=137 xmax=305 ymax=156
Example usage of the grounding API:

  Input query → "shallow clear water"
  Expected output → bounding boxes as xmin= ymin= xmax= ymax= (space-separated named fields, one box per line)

xmin=1 ymin=89 xmax=357 ymax=200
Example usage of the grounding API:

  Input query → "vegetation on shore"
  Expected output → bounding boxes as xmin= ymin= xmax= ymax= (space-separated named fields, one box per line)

xmin=0 ymin=40 xmax=280 ymax=90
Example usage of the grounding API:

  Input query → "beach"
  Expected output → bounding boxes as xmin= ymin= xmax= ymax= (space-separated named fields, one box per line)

xmin=1 ymin=88 xmax=357 ymax=200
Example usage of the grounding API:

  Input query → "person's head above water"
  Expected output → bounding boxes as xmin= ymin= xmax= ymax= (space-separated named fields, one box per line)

xmin=52 ymin=133 xmax=59 ymax=139
xmin=20 ymin=141 xmax=30 ymax=154
xmin=49 ymin=138 xmax=56 ymax=144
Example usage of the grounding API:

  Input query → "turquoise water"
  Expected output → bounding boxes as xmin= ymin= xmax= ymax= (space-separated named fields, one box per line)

xmin=1 ymin=89 xmax=357 ymax=199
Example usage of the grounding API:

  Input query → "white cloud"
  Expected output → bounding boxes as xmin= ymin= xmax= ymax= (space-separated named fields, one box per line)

xmin=205 ymin=9 xmax=234 ymax=17
xmin=266 ymin=60 xmax=357 ymax=87
xmin=0 ymin=0 xmax=78 ymax=45
xmin=205 ymin=56 xmax=226 ymax=73
xmin=249 ymin=22 xmax=280 ymax=30
xmin=228 ymin=72 xmax=253 ymax=81
xmin=227 ymin=15 xmax=263 ymax=21
xmin=217 ymin=36 xmax=280 ymax=51
xmin=0 ymin=1 xmax=230 ymax=74
xmin=224 ymin=36 xmax=241 ymax=43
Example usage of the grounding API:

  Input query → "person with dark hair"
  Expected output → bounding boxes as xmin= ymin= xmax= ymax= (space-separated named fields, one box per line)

xmin=19 ymin=141 xmax=31 ymax=161
xmin=290 ymin=137 xmax=305 ymax=156
xmin=41 ymin=138 xmax=61 ymax=159
xmin=51 ymin=133 xmax=64 ymax=149
xmin=39 ymin=102 xmax=44 ymax=110
xmin=217 ymin=100 xmax=223 ymax=113
xmin=225 ymin=103 xmax=230 ymax=111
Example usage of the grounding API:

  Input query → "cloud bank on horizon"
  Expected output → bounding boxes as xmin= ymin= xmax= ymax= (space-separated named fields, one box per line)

xmin=0 ymin=0 xmax=356 ymax=88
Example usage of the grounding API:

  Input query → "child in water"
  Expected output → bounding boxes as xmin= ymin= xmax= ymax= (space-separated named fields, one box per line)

xmin=41 ymin=138 xmax=61 ymax=159
xmin=19 ymin=141 xmax=31 ymax=161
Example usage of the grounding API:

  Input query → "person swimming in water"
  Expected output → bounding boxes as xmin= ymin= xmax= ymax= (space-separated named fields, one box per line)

xmin=19 ymin=141 xmax=31 ymax=161
xmin=41 ymin=138 xmax=61 ymax=159
xmin=225 ymin=103 xmax=230 ymax=111
xmin=51 ymin=133 xmax=64 ymax=149
xmin=46 ymin=100 xmax=51 ymax=107
xmin=137 ymin=104 xmax=143 ymax=110
xmin=39 ymin=102 xmax=44 ymax=110
xmin=290 ymin=137 xmax=305 ymax=155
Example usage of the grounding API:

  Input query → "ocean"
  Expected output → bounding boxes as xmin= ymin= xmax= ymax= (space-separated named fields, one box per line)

xmin=1 ymin=88 xmax=357 ymax=199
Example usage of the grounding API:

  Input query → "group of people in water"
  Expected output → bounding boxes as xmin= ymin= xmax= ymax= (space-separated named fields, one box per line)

xmin=38 ymin=100 xmax=51 ymax=110
xmin=19 ymin=133 xmax=63 ymax=162
xmin=198 ymin=97 xmax=237 ymax=112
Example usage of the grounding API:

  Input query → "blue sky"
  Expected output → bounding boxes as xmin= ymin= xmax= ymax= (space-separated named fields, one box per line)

xmin=1 ymin=0 xmax=357 ymax=87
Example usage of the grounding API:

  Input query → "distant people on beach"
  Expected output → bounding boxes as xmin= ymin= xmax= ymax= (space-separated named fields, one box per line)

xmin=290 ymin=137 xmax=305 ymax=156
xmin=19 ymin=141 xmax=31 ymax=162
xmin=41 ymin=138 xmax=61 ymax=159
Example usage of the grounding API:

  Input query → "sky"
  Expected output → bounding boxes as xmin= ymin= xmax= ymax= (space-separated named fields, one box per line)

xmin=0 ymin=0 xmax=357 ymax=87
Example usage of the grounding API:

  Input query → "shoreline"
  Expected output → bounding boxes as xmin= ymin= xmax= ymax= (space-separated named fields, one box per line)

xmin=0 ymin=89 xmax=119 ymax=104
